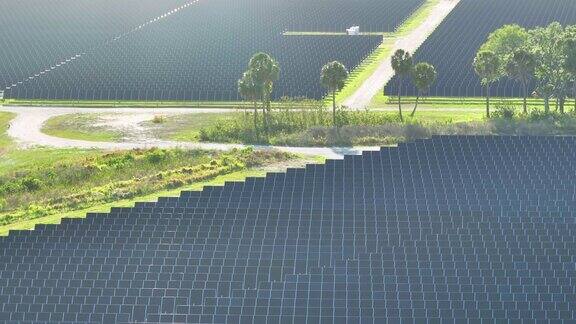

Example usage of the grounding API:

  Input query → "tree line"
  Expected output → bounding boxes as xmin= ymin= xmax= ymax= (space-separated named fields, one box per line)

xmin=238 ymin=50 xmax=438 ymax=131
xmin=237 ymin=52 xmax=350 ymax=134
xmin=474 ymin=23 xmax=576 ymax=117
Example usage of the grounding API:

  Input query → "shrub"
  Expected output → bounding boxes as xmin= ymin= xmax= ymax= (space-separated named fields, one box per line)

xmin=21 ymin=177 xmax=43 ymax=192
xmin=152 ymin=115 xmax=166 ymax=124
xmin=525 ymin=109 xmax=560 ymax=122
xmin=146 ymin=149 xmax=170 ymax=164
xmin=491 ymin=102 xmax=517 ymax=119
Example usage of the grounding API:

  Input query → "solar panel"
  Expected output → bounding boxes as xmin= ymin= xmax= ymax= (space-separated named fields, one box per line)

xmin=1 ymin=136 xmax=576 ymax=322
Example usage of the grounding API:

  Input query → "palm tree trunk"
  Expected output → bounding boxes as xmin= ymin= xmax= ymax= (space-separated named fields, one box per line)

xmin=253 ymin=101 xmax=259 ymax=140
xmin=555 ymin=98 xmax=559 ymax=112
xmin=544 ymin=97 xmax=550 ymax=113
xmin=397 ymin=77 xmax=403 ymax=122
xmin=485 ymin=84 xmax=491 ymax=119
xmin=411 ymin=94 xmax=419 ymax=117
xmin=332 ymin=90 xmax=337 ymax=128
xmin=261 ymin=95 xmax=268 ymax=134
xmin=559 ymin=96 xmax=565 ymax=114
xmin=522 ymin=81 xmax=528 ymax=114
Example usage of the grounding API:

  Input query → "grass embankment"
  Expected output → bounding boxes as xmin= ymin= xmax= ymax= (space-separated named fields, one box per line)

xmin=1 ymin=98 xmax=317 ymax=109
xmin=370 ymin=95 xmax=576 ymax=109
xmin=0 ymin=147 xmax=296 ymax=236
xmin=42 ymin=113 xmax=123 ymax=142
xmin=334 ymin=0 xmax=440 ymax=105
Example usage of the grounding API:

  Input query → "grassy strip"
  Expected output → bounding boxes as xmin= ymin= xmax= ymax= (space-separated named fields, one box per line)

xmin=0 ymin=112 xmax=16 ymax=150
xmin=0 ymin=148 xmax=295 ymax=235
xmin=283 ymin=31 xmax=393 ymax=36
xmin=371 ymin=95 xmax=576 ymax=109
xmin=1 ymin=98 xmax=318 ymax=109
xmin=335 ymin=38 xmax=395 ymax=104
xmin=395 ymin=0 xmax=441 ymax=36
xmin=334 ymin=0 xmax=440 ymax=105
xmin=0 ymin=154 xmax=322 ymax=236
xmin=0 ymin=168 xmax=268 ymax=236
xmin=41 ymin=113 xmax=123 ymax=142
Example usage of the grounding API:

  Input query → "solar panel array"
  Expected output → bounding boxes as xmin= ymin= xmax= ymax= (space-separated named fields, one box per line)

xmin=2 ymin=0 xmax=424 ymax=101
xmin=385 ymin=0 xmax=576 ymax=98
xmin=0 ymin=0 xmax=192 ymax=90
xmin=1 ymin=136 xmax=576 ymax=323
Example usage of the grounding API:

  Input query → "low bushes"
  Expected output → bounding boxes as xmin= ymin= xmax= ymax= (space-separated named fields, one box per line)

xmin=199 ymin=99 xmax=576 ymax=147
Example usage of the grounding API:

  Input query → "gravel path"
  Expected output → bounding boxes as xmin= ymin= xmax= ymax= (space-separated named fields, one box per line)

xmin=343 ymin=0 xmax=461 ymax=109
xmin=0 ymin=106 xmax=380 ymax=159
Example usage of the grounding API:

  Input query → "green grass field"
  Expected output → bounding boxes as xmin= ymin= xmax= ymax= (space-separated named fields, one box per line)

xmin=1 ymin=112 xmax=99 ymax=177
xmin=0 ymin=112 xmax=16 ymax=150
xmin=0 ymin=154 xmax=322 ymax=236
xmin=0 ymin=147 xmax=299 ymax=236
xmin=370 ymin=95 xmax=576 ymax=109
xmin=42 ymin=113 xmax=123 ymax=142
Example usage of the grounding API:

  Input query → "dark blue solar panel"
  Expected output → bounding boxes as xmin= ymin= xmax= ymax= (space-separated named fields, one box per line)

xmin=1 ymin=136 xmax=576 ymax=322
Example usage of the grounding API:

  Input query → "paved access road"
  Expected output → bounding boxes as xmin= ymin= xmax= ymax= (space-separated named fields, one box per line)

xmin=343 ymin=0 xmax=461 ymax=109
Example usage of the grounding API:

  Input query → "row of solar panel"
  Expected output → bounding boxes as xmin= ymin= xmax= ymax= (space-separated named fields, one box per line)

xmin=1 ymin=136 xmax=575 ymax=322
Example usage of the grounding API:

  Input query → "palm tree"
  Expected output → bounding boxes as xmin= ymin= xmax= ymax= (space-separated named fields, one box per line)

xmin=238 ymin=70 xmax=261 ymax=137
xmin=391 ymin=49 xmax=413 ymax=122
xmin=248 ymin=52 xmax=280 ymax=111
xmin=321 ymin=61 xmax=348 ymax=127
xmin=474 ymin=50 xmax=501 ymax=118
xmin=248 ymin=53 xmax=280 ymax=133
xmin=410 ymin=62 xmax=437 ymax=117
xmin=506 ymin=49 xmax=536 ymax=114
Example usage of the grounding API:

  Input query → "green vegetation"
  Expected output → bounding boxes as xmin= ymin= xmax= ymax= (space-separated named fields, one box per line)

xmin=474 ymin=50 xmax=501 ymax=118
xmin=335 ymin=38 xmax=395 ymax=103
xmin=395 ymin=0 xmax=440 ymax=36
xmin=475 ymin=23 xmax=576 ymax=114
xmin=197 ymin=102 xmax=485 ymax=146
xmin=410 ymin=62 xmax=437 ymax=116
xmin=370 ymin=95 xmax=576 ymax=109
xmin=0 ymin=153 xmax=321 ymax=236
xmin=0 ymin=112 xmax=16 ymax=150
xmin=391 ymin=49 xmax=414 ymax=121
xmin=0 ymin=147 xmax=294 ymax=234
xmin=0 ymin=98 xmax=317 ymax=109
xmin=146 ymin=113 xmax=238 ymax=141
xmin=0 ymin=112 xmax=97 ymax=179
xmin=42 ymin=113 xmax=123 ymax=142
xmin=321 ymin=61 xmax=349 ymax=126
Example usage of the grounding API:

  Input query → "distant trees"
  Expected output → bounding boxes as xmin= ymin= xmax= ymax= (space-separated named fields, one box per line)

xmin=563 ymin=26 xmax=576 ymax=112
xmin=476 ymin=22 xmax=576 ymax=115
xmin=505 ymin=50 xmax=536 ymax=114
xmin=238 ymin=52 xmax=280 ymax=133
xmin=391 ymin=49 xmax=413 ymax=122
xmin=410 ymin=62 xmax=437 ymax=117
xmin=321 ymin=61 xmax=348 ymax=127
xmin=473 ymin=51 xmax=500 ymax=118
xmin=249 ymin=52 xmax=280 ymax=129
xmin=238 ymin=70 xmax=261 ymax=136
xmin=480 ymin=24 xmax=529 ymax=67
